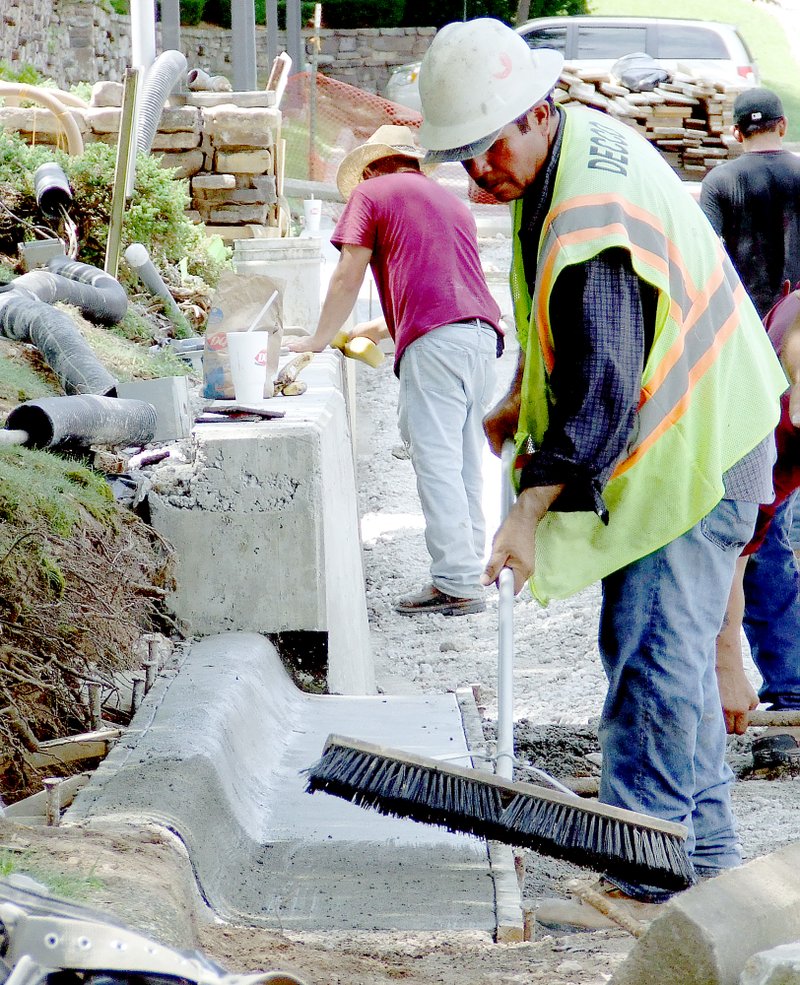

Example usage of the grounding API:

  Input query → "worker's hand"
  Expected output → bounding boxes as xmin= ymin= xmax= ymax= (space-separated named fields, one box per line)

xmin=285 ymin=334 xmax=325 ymax=354
xmin=483 ymin=394 xmax=520 ymax=457
xmin=789 ymin=380 xmax=800 ymax=427
xmin=481 ymin=495 xmax=538 ymax=594
xmin=716 ymin=664 xmax=759 ymax=735
xmin=350 ymin=317 xmax=388 ymax=344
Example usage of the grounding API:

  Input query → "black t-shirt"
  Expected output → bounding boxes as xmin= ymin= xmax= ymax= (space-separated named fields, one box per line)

xmin=699 ymin=149 xmax=800 ymax=317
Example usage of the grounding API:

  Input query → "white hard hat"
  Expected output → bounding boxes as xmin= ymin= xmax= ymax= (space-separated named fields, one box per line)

xmin=418 ymin=18 xmax=564 ymax=163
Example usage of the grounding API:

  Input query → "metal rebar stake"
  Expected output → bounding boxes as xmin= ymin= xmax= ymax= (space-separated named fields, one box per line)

xmin=131 ymin=674 xmax=145 ymax=714
xmin=143 ymin=659 xmax=156 ymax=693
xmin=43 ymin=777 xmax=62 ymax=827
xmin=88 ymin=682 xmax=102 ymax=730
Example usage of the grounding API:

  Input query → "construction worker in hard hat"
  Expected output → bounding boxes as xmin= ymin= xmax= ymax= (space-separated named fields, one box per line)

xmin=417 ymin=17 xmax=787 ymax=924
xmin=286 ymin=124 xmax=504 ymax=615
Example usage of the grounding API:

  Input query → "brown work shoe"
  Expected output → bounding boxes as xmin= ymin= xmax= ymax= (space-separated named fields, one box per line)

xmin=395 ymin=584 xmax=486 ymax=616
xmin=533 ymin=878 xmax=669 ymax=937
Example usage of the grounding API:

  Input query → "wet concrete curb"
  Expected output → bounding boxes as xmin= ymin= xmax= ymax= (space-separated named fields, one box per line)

xmin=65 ymin=633 xmax=522 ymax=936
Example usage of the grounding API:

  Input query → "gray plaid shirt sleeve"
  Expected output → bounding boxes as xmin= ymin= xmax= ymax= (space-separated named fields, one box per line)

xmin=518 ymin=250 xmax=644 ymax=520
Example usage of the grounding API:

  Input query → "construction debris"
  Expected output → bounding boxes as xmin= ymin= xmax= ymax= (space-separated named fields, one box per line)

xmin=555 ymin=65 xmax=748 ymax=178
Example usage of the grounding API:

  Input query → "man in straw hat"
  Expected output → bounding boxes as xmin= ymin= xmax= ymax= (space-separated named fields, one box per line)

xmin=287 ymin=124 xmax=503 ymax=615
xmin=416 ymin=17 xmax=786 ymax=924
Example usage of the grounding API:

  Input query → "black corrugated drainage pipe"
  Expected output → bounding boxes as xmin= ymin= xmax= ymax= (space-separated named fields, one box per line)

xmin=3 ymin=395 xmax=157 ymax=450
xmin=137 ymin=50 xmax=188 ymax=156
xmin=0 ymin=289 xmax=118 ymax=395
xmin=33 ymin=163 xmax=73 ymax=219
xmin=12 ymin=256 xmax=128 ymax=326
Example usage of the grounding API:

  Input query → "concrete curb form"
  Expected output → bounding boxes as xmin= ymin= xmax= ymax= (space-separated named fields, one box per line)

xmin=147 ymin=352 xmax=374 ymax=695
xmin=66 ymin=634 xmax=518 ymax=936
xmin=456 ymin=688 xmax=524 ymax=941
xmin=611 ymin=841 xmax=800 ymax=985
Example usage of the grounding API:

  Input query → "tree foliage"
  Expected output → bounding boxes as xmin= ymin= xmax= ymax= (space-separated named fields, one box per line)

xmin=197 ymin=0 xmax=586 ymax=29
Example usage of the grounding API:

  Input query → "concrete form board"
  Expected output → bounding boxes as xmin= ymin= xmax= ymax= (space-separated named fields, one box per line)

xmin=148 ymin=353 xmax=373 ymax=695
xmin=116 ymin=376 xmax=191 ymax=443
xmin=65 ymin=634 xmax=507 ymax=933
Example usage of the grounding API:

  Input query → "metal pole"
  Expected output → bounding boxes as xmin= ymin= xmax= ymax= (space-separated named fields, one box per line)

xmin=231 ymin=0 xmax=257 ymax=91
xmin=286 ymin=0 xmax=303 ymax=73
xmin=308 ymin=4 xmax=320 ymax=180
xmin=105 ymin=67 xmax=139 ymax=277
xmin=265 ymin=0 xmax=278 ymax=68
xmin=496 ymin=567 xmax=515 ymax=780
xmin=160 ymin=0 xmax=182 ymax=52
xmin=128 ymin=0 xmax=156 ymax=199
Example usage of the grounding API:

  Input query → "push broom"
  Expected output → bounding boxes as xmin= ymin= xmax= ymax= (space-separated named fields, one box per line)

xmin=304 ymin=446 xmax=694 ymax=892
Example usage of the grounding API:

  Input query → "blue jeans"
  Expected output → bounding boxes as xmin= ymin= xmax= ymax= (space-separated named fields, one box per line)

xmin=598 ymin=498 xmax=757 ymax=876
xmin=791 ymin=493 xmax=800 ymax=551
xmin=743 ymin=490 xmax=800 ymax=710
xmin=398 ymin=320 xmax=497 ymax=598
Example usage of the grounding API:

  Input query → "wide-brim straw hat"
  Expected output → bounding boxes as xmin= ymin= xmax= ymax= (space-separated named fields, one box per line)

xmin=336 ymin=124 xmax=431 ymax=200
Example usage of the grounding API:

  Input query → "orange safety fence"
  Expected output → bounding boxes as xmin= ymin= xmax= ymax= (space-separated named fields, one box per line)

xmin=280 ymin=71 xmax=504 ymax=208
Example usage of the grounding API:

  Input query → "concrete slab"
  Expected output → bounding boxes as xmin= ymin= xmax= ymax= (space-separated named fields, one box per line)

xmin=65 ymin=634 xmax=519 ymax=936
xmin=148 ymin=352 xmax=373 ymax=695
xmin=611 ymin=841 xmax=800 ymax=985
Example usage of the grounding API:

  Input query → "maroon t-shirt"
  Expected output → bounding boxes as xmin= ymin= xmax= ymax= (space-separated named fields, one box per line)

xmin=331 ymin=170 xmax=502 ymax=372
xmin=743 ymin=284 xmax=800 ymax=554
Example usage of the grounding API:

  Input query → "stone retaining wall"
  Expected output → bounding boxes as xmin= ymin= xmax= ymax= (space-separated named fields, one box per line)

xmin=0 ymin=1 xmax=432 ymax=97
xmin=0 ymin=84 xmax=280 ymax=234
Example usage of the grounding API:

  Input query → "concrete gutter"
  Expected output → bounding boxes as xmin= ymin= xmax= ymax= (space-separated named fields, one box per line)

xmin=65 ymin=634 xmax=522 ymax=937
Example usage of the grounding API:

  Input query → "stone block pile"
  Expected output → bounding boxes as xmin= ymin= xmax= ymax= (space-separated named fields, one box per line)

xmin=556 ymin=66 xmax=747 ymax=177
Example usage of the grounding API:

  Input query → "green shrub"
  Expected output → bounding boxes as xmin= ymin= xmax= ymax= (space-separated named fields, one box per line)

xmin=179 ymin=0 xmax=207 ymax=24
xmin=0 ymin=131 xmax=228 ymax=293
xmin=0 ymin=60 xmax=50 ymax=86
xmin=399 ymin=0 xmax=585 ymax=27
xmin=206 ymin=0 xmax=404 ymax=28
xmin=201 ymin=0 xmax=231 ymax=27
xmin=319 ymin=0 xmax=405 ymax=28
xmin=275 ymin=0 xmax=321 ymax=26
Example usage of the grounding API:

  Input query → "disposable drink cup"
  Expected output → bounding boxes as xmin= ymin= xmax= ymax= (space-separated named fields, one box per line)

xmin=303 ymin=198 xmax=322 ymax=234
xmin=226 ymin=331 xmax=270 ymax=403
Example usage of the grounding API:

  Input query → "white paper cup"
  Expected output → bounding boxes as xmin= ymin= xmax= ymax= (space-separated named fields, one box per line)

xmin=226 ymin=331 xmax=270 ymax=403
xmin=303 ymin=198 xmax=322 ymax=234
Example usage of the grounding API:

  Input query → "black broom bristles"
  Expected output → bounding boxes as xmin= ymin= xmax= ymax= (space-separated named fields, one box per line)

xmin=304 ymin=734 xmax=695 ymax=892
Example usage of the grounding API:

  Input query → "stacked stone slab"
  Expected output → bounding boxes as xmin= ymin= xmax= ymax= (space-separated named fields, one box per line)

xmin=555 ymin=67 xmax=746 ymax=178
xmin=0 ymin=83 xmax=280 ymax=239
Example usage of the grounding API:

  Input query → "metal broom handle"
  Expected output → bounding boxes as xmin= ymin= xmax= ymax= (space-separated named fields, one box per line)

xmin=495 ymin=441 xmax=576 ymax=796
xmin=495 ymin=442 xmax=517 ymax=780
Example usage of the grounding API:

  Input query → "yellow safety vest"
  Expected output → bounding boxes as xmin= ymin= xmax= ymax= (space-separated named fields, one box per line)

xmin=510 ymin=106 xmax=786 ymax=603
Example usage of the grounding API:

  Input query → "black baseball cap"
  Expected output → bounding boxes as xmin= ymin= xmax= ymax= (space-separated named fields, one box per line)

xmin=733 ymin=88 xmax=785 ymax=132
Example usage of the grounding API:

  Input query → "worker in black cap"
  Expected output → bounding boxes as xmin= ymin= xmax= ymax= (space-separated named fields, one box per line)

xmin=700 ymin=86 xmax=800 ymax=319
xmin=700 ymin=87 xmax=800 ymax=760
